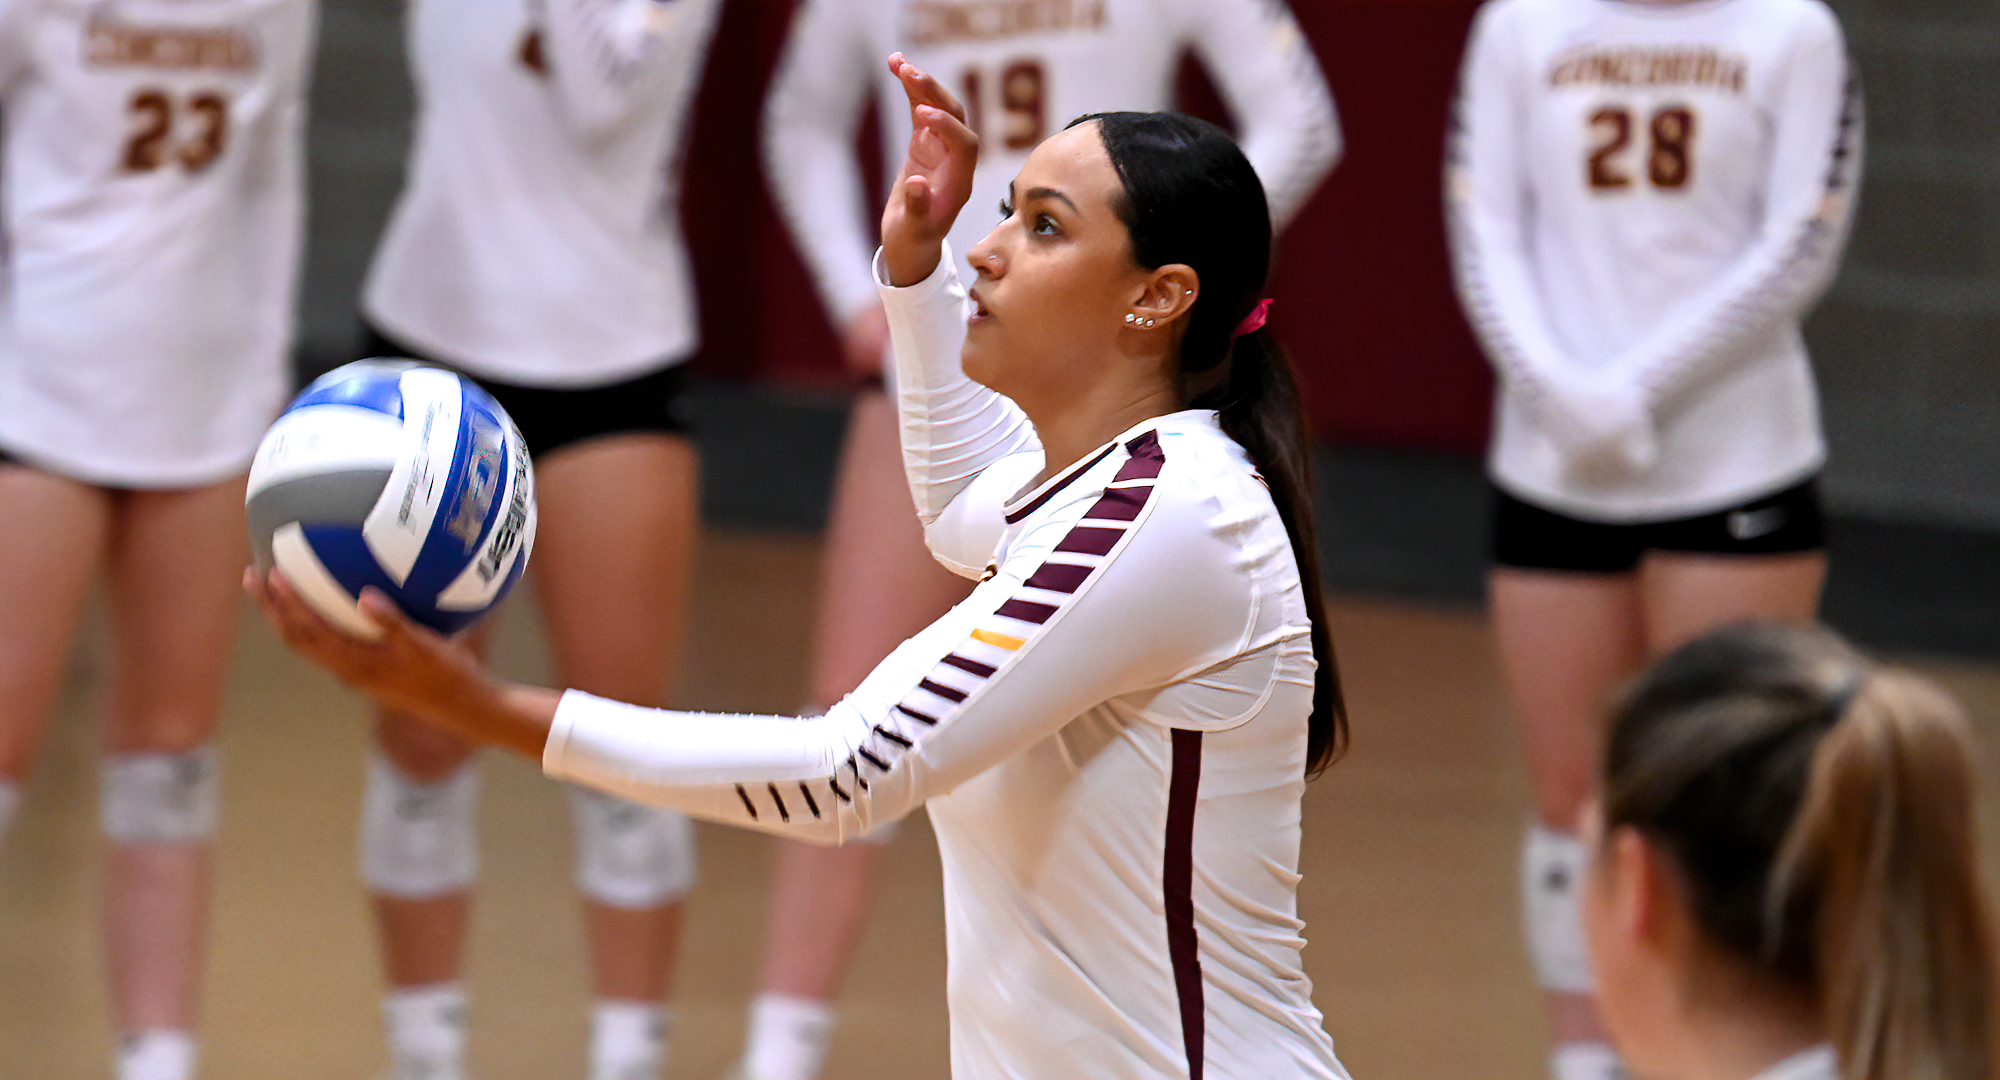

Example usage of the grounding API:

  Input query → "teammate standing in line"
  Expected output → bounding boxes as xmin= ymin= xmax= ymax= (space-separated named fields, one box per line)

xmin=255 ymin=55 xmax=1352 ymax=1080
xmin=354 ymin=2 xmax=720 ymax=1077
xmin=755 ymin=5 xmax=1340 ymax=1074
xmin=1446 ymin=2 xmax=1862 ymax=1078
xmin=1583 ymin=623 xmax=1997 ymax=1080
xmin=0 ymin=3 xmax=314 ymax=1079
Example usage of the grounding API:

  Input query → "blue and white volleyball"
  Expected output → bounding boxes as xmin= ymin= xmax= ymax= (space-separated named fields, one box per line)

xmin=246 ymin=360 xmax=536 ymax=638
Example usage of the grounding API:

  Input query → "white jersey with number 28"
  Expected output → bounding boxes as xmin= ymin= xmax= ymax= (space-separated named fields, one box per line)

xmin=1449 ymin=0 xmax=1861 ymax=522
xmin=0 ymin=0 xmax=313 ymax=488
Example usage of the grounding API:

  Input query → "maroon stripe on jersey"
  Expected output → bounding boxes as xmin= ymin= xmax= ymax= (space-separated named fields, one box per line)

xmin=735 ymin=784 xmax=759 ymax=820
xmin=1004 ymin=443 xmax=1117 ymax=524
xmin=1116 ymin=429 xmax=1165 ymax=478
xmin=1114 ymin=454 xmax=1165 ymax=482
xmin=1084 ymin=486 xmax=1150 ymax=521
xmin=995 ymin=598 xmax=1058 ymax=624
xmin=940 ymin=653 xmax=998 ymax=678
xmin=767 ymin=783 xmax=790 ymax=823
xmin=918 ymin=678 xmax=967 ymax=703
xmin=1166 ymin=729 xmax=1205 ymax=1080
xmin=1023 ymin=562 xmax=1091 ymax=594
xmin=895 ymin=703 xmax=939 ymax=726
xmin=1055 ymin=527 xmax=1124 ymax=556
xmin=797 ymin=782 xmax=821 ymax=820
xmin=873 ymin=725 xmax=914 ymax=749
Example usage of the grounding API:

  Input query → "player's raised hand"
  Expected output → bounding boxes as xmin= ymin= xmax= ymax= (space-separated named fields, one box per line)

xmin=881 ymin=53 xmax=978 ymax=287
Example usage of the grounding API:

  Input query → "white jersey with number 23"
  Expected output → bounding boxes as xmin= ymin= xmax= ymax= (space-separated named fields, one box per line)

xmin=0 ymin=0 xmax=313 ymax=488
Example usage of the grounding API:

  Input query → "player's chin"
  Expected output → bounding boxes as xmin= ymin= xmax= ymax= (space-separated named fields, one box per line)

xmin=958 ymin=336 xmax=1004 ymax=391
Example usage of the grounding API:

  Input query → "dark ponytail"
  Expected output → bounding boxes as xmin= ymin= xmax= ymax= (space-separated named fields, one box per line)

xmin=1072 ymin=111 xmax=1346 ymax=775
xmin=1604 ymin=623 xmax=1998 ymax=1080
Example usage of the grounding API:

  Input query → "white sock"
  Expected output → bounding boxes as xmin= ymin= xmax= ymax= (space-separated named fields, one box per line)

xmin=741 ymin=994 xmax=837 ymax=1080
xmin=0 ymin=780 xmax=18 ymax=845
xmin=591 ymin=1000 xmax=670 ymax=1080
xmin=118 ymin=1029 xmax=196 ymax=1080
xmin=384 ymin=983 xmax=467 ymax=1080
xmin=1552 ymin=1040 xmax=1625 ymax=1080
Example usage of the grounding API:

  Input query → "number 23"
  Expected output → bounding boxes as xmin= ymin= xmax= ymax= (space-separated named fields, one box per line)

xmin=123 ymin=88 xmax=230 ymax=174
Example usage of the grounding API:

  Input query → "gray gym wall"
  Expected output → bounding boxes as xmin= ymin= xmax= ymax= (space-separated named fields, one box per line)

xmin=298 ymin=0 xmax=1999 ymax=532
xmin=1814 ymin=0 xmax=2000 ymax=530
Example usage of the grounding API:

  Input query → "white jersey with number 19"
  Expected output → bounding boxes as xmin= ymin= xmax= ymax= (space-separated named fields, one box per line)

xmin=0 ymin=0 xmax=313 ymax=488
xmin=764 ymin=0 xmax=1341 ymax=331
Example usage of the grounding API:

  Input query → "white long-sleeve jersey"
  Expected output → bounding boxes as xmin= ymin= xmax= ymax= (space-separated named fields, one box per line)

xmin=361 ymin=0 xmax=720 ymax=387
xmin=0 ymin=0 xmax=312 ymax=488
xmin=762 ymin=0 xmax=1341 ymax=329
xmin=1448 ymin=0 xmax=1862 ymax=522
xmin=545 ymin=248 xmax=1347 ymax=1080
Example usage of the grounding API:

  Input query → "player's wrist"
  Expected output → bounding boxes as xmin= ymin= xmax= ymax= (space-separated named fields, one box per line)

xmin=880 ymin=233 xmax=944 ymax=288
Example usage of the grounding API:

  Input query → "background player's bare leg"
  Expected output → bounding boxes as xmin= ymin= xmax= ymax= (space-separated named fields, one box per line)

xmin=100 ymin=478 xmax=248 ymax=1079
xmin=1490 ymin=568 xmax=1645 ymax=1076
xmin=0 ymin=466 xmax=108 ymax=791
xmin=746 ymin=392 xmax=971 ymax=1080
xmin=533 ymin=434 xmax=699 ymax=1078
xmin=1638 ymin=551 xmax=1827 ymax=655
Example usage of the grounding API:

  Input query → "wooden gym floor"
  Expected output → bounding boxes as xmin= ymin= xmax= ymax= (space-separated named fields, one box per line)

xmin=3 ymin=525 xmax=1997 ymax=1079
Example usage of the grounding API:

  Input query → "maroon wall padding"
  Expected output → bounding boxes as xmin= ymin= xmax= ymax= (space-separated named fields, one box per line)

xmin=682 ymin=0 xmax=1493 ymax=455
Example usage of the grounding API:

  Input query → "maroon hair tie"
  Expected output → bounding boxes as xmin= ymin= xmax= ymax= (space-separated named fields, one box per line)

xmin=1232 ymin=298 xmax=1273 ymax=340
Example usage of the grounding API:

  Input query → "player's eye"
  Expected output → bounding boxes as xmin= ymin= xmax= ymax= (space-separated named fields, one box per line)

xmin=1033 ymin=213 xmax=1059 ymax=236
xmin=998 ymin=198 xmax=1014 ymax=221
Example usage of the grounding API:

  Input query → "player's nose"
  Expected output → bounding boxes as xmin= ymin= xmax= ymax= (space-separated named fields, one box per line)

xmin=967 ymin=226 xmax=1006 ymax=280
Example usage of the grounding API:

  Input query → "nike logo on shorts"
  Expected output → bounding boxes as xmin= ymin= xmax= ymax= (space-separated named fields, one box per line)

xmin=1727 ymin=506 xmax=1787 ymax=540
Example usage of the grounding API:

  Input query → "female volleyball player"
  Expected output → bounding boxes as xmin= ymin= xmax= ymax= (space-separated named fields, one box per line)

xmin=257 ymin=54 xmax=1350 ymax=1080
xmin=0 ymin=4 xmax=313 ymax=1079
xmin=1446 ymin=1 xmax=1862 ymax=1076
xmin=353 ymin=2 xmax=719 ymax=1077
xmin=756 ymin=5 xmax=1339 ymax=1073
xmin=1583 ymin=622 xmax=1996 ymax=1080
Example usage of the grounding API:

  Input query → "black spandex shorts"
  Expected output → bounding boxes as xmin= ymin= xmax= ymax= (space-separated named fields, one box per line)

xmin=358 ymin=322 xmax=693 ymax=460
xmin=1492 ymin=477 xmax=1826 ymax=573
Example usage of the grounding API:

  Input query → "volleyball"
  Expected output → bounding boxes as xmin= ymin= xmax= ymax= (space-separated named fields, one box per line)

xmin=246 ymin=360 xmax=537 ymax=638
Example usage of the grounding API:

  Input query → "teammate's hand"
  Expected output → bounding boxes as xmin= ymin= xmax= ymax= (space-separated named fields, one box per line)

xmin=1551 ymin=380 xmax=1660 ymax=485
xmin=246 ymin=567 xmax=491 ymax=726
xmin=842 ymin=306 xmax=892 ymax=377
xmin=880 ymin=52 xmax=977 ymax=287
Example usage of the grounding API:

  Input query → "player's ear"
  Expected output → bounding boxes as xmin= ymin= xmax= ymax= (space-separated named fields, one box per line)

xmin=1133 ymin=265 xmax=1199 ymax=328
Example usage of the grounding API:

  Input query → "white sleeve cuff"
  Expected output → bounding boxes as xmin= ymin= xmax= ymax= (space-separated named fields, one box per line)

xmin=871 ymin=241 xmax=959 ymax=295
xmin=541 ymin=688 xmax=591 ymax=778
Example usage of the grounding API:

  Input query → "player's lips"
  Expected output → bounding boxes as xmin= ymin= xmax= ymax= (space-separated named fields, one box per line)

xmin=967 ymin=287 xmax=994 ymax=326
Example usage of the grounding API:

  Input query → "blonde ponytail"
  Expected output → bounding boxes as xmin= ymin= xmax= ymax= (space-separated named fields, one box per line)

xmin=1603 ymin=623 xmax=1999 ymax=1080
xmin=1775 ymin=674 xmax=1998 ymax=1080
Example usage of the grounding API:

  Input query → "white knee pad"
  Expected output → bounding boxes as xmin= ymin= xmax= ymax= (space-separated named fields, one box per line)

xmin=568 ymin=787 xmax=696 ymax=909
xmin=1522 ymin=824 xmax=1595 ymax=993
xmin=101 ymin=747 xmax=219 ymax=844
xmin=360 ymin=753 xmax=479 ymax=899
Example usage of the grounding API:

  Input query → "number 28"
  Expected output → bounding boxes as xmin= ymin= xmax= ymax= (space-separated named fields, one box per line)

xmin=1587 ymin=104 xmax=1695 ymax=191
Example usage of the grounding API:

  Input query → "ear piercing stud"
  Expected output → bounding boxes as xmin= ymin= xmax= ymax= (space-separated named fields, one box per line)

xmin=1124 ymin=313 xmax=1156 ymax=328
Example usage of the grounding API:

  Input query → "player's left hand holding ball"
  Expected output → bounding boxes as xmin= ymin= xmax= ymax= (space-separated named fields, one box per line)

xmin=247 ymin=568 xmax=559 ymax=759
